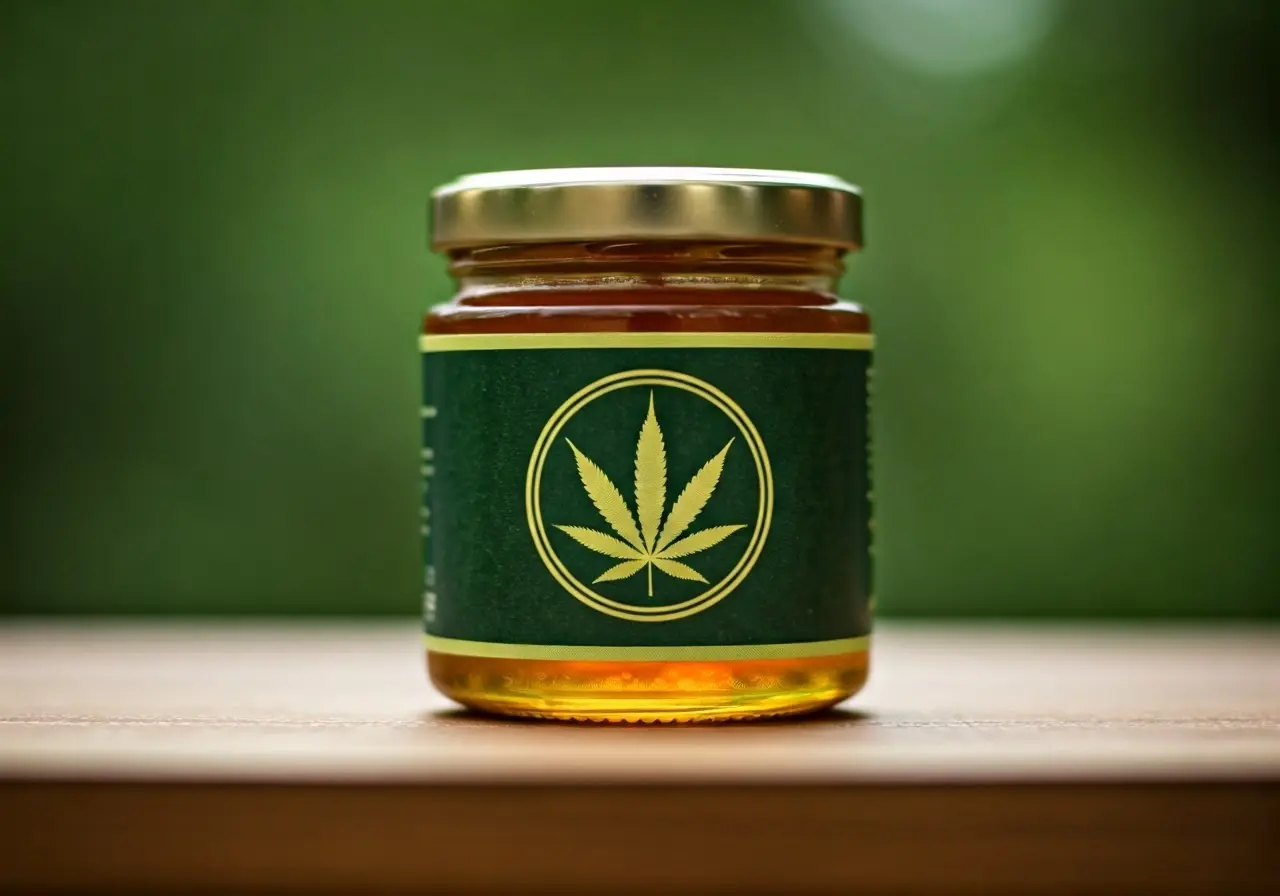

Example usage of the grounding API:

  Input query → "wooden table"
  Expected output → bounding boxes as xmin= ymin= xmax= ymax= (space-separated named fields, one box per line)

xmin=1 ymin=622 xmax=1276 ymax=893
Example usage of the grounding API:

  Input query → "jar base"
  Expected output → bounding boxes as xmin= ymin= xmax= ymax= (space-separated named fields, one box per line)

xmin=428 ymin=650 xmax=869 ymax=723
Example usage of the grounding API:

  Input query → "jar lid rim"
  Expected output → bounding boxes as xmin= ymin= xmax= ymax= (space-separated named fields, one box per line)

xmin=430 ymin=166 xmax=863 ymax=252
xmin=435 ymin=166 xmax=860 ymax=195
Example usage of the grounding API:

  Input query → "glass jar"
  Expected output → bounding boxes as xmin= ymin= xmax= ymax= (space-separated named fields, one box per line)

xmin=421 ymin=168 xmax=872 ymax=722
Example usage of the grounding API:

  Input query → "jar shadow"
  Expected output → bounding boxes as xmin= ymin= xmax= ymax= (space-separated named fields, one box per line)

xmin=422 ymin=705 xmax=873 ymax=729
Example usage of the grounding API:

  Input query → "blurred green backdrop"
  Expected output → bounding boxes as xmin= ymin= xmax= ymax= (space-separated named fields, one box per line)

xmin=2 ymin=0 xmax=1276 ymax=617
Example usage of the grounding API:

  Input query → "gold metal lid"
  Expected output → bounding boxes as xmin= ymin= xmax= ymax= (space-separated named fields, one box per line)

xmin=430 ymin=167 xmax=863 ymax=252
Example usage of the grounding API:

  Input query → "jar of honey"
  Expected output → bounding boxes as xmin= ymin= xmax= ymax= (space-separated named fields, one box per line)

xmin=421 ymin=167 xmax=872 ymax=722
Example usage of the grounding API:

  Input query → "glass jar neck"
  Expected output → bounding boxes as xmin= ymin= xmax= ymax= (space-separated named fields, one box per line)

xmin=446 ymin=241 xmax=847 ymax=306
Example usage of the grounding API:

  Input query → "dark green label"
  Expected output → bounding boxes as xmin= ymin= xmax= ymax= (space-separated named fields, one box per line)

xmin=421 ymin=332 xmax=872 ymax=661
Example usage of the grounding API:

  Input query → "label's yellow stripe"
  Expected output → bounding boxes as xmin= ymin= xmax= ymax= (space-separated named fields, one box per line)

xmin=424 ymin=635 xmax=870 ymax=661
xmin=419 ymin=332 xmax=873 ymax=353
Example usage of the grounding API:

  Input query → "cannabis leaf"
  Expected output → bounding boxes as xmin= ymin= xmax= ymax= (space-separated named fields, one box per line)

xmin=554 ymin=391 xmax=745 ymax=596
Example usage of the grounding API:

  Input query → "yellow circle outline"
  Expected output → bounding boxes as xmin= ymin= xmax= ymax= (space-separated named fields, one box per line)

xmin=526 ymin=369 xmax=773 ymax=623
xmin=535 ymin=375 xmax=767 ymax=617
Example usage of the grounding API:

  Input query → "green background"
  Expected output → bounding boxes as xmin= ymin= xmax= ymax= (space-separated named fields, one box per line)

xmin=2 ymin=1 xmax=1276 ymax=618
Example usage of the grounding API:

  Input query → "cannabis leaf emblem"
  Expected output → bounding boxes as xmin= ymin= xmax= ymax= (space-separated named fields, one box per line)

xmin=555 ymin=392 xmax=745 ymax=596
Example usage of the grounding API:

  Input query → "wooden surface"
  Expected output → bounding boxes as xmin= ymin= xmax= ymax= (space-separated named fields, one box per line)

xmin=1 ymin=621 xmax=1277 ymax=892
